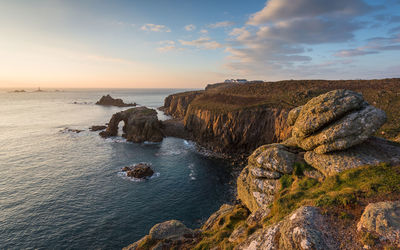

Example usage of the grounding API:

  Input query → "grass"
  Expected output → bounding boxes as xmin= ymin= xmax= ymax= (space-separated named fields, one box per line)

xmin=265 ymin=163 xmax=400 ymax=224
xmin=194 ymin=206 xmax=249 ymax=250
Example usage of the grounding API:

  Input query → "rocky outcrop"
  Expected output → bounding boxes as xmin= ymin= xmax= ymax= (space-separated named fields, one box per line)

xmin=89 ymin=125 xmax=107 ymax=131
xmin=237 ymin=144 xmax=299 ymax=212
xmin=237 ymin=206 xmax=338 ymax=250
xmin=100 ymin=107 xmax=163 ymax=142
xmin=123 ymin=220 xmax=196 ymax=250
xmin=305 ymin=137 xmax=400 ymax=177
xmin=122 ymin=163 xmax=154 ymax=179
xmin=162 ymin=91 xmax=203 ymax=118
xmin=96 ymin=94 xmax=136 ymax=107
xmin=184 ymin=106 xmax=292 ymax=155
xmin=358 ymin=200 xmax=400 ymax=247
xmin=292 ymin=90 xmax=386 ymax=154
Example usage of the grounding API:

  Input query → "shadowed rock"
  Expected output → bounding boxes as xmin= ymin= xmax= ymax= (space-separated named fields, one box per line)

xmin=304 ymin=137 xmax=400 ymax=177
xmin=96 ymin=94 xmax=136 ymax=107
xmin=100 ymin=107 xmax=163 ymax=143
xmin=89 ymin=125 xmax=107 ymax=131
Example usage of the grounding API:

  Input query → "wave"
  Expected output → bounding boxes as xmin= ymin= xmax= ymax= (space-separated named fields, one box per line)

xmin=188 ymin=163 xmax=196 ymax=180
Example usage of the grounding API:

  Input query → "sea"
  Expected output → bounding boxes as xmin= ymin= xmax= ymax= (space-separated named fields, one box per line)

xmin=0 ymin=89 xmax=234 ymax=249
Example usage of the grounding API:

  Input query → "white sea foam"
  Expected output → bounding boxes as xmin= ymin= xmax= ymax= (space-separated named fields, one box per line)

xmin=188 ymin=163 xmax=196 ymax=180
xmin=105 ymin=137 xmax=132 ymax=144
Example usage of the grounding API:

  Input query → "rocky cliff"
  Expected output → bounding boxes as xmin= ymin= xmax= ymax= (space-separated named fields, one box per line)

xmin=161 ymin=90 xmax=203 ymax=118
xmin=184 ymin=105 xmax=292 ymax=156
xmin=162 ymin=79 xmax=400 ymax=159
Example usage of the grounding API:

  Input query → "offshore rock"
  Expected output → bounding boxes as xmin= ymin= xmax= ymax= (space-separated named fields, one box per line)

xmin=89 ymin=125 xmax=107 ymax=131
xmin=95 ymin=94 xmax=136 ymax=107
xmin=291 ymin=89 xmax=386 ymax=153
xmin=100 ymin=107 xmax=163 ymax=143
xmin=358 ymin=200 xmax=400 ymax=247
xmin=122 ymin=163 xmax=154 ymax=179
xmin=237 ymin=144 xmax=297 ymax=212
xmin=237 ymin=206 xmax=338 ymax=250
xmin=304 ymin=137 xmax=400 ymax=177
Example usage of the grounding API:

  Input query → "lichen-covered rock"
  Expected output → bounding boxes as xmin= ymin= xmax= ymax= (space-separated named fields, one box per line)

xmin=237 ymin=206 xmax=338 ymax=250
xmin=296 ymin=105 xmax=386 ymax=154
xmin=291 ymin=89 xmax=387 ymax=153
xmin=287 ymin=105 xmax=302 ymax=126
xmin=238 ymin=144 xmax=297 ymax=212
xmin=100 ymin=107 xmax=164 ymax=142
xmin=279 ymin=206 xmax=338 ymax=250
xmin=149 ymin=220 xmax=194 ymax=241
xmin=357 ymin=200 xmax=400 ymax=247
xmin=304 ymin=137 xmax=400 ymax=177
xmin=292 ymin=89 xmax=365 ymax=138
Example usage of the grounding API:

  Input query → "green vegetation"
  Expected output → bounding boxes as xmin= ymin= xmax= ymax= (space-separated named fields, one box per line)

xmin=194 ymin=206 xmax=249 ymax=250
xmin=266 ymin=163 xmax=400 ymax=223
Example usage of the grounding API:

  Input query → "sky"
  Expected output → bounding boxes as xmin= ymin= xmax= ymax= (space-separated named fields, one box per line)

xmin=1 ymin=0 xmax=400 ymax=89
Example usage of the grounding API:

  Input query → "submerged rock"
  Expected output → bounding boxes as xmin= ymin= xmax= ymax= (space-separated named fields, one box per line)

xmin=89 ymin=125 xmax=107 ymax=131
xmin=96 ymin=94 xmax=136 ymax=107
xmin=100 ymin=107 xmax=164 ymax=143
xmin=122 ymin=163 xmax=154 ymax=179
xmin=304 ymin=137 xmax=400 ymax=177
xmin=60 ymin=128 xmax=84 ymax=133
xmin=358 ymin=200 xmax=400 ymax=247
xmin=291 ymin=89 xmax=386 ymax=153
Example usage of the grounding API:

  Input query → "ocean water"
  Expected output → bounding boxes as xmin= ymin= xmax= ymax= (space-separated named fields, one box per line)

xmin=0 ymin=89 xmax=234 ymax=249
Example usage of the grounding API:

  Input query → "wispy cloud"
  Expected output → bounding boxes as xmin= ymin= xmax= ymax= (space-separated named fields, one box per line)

xmin=157 ymin=41 xmax=185 ymax=52
xmin=199 ymin=29 xmax=208 ymax=34
xmin=184 ymin=24 xmax=196 ymax=31
xmin=208 ymin=21 xmax=234 ymax=28
xmin=179 ymin=37 xmax=223 ymax=50
xmin=141 ymin=23 xmax=171 ymax=32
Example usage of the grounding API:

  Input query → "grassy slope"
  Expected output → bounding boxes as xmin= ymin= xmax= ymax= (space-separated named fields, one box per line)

xmin=194 ymin=163 xmax=400 ymax=249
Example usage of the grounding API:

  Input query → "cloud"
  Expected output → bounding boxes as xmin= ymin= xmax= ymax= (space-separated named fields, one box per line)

xmin=185 ymin=24 xmax=196 ymax=31
xmin=209 ymin=21 xmax=235 ymax=28
xmin=224 ymin=0 xmax=375 ymax=78
xmin=248 ymin=0 xmax=371 ymax=25
xmin=141 ymin=23 xmax=171 ymax=32
xmin=335 ymin=33 xmax=400 ymax=57
xmin=179 ymin=37 xmax=223 ymax=50
xmin=200 ymin=29 xmax=208 ymax=34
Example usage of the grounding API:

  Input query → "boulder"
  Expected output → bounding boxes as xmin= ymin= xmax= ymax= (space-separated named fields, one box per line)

xmin=149 ymin=220 xmax=194 ymax=241
xmin=95 ymin=94 xmax=136 ymax=107
xmin=237 ymin=144 xmax=297 ymax=212
xmin=357 ymin=200 xmax=400 ymax=247
xmin=290 ymin=89 xmax=386 ymax=153
xmin=296 ymin=105 xmax=386 ymax=154
xmin=123 ymin=220 xmax=195 ymax=250
xmin=122 ymin=163 xmax=154 ymax=179
xmin=100 ymin=107 xmax=164 ymax=143
xmin=237 ymin=206 xmax=338 ymax=250
xmin=201 ymin=204 xmax=235 ymax=231
xmin=304 ymin=137 xmax=400 ymax=177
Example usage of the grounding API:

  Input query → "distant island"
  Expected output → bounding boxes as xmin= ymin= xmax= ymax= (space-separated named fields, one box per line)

xmin=96 ymin=94 xmax=137 ymax=107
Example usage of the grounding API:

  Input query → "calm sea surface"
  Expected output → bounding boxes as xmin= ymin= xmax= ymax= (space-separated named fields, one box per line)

xmin=0 ymin=89 xmax=233 ymax=249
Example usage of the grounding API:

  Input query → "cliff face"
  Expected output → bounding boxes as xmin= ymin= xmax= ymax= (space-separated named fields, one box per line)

xmin=183 ymin=105 xmax=292 ymax=156
xmin=162 ymin=91 xmax=203 ymax=118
